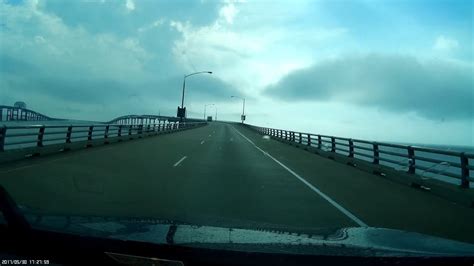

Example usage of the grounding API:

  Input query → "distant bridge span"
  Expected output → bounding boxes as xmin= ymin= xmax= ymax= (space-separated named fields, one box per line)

xmin=0 ymin=105 xmax=59 ymax=122
xmin=107 ymin=114 xmax=204 ymax=124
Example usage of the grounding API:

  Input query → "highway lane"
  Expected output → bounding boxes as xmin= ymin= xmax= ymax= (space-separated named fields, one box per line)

xmin=0 ymin=122 xmax=473 ymax=243
xmin=0 ymin=122 xmax=356 ymax=234
xmin=235 ymin=123 xmax=474 ymax=243
xmin=163 ymin=123 xmax=358 ymax=231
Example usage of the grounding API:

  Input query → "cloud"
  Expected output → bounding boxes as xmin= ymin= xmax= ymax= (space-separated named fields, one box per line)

xmin=433 ymin=35 xmax=459 ymax=52
xmin=0 ymin=0 xmax=238 ymax=120
xmin=264 ymin=54 xmax=473 ymax=120
xmin=125 ymin=0 xmax=135 ymax=11
xmin=169 ymin=1 xmax=346 ymax=93
xmin=138 ymin=18 xmax=165 ymax=33
xmin=219 ymin=1 xmax=239 ymax=24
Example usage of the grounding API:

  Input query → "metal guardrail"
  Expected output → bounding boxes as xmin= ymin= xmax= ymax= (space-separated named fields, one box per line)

xmin=244 ymin=124 xmax=473 ymax=188
xmin=0 ymin=121 xmax=207 ymax=152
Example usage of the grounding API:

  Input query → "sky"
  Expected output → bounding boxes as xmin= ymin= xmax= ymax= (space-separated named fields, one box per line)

xmin=0 ymin=0 xmax=472 ymax=146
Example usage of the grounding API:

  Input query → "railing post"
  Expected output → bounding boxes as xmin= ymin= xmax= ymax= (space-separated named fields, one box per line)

xmin=118 ymin=125 xmax=122 ymax=137
xmin=0 ymin=125 xmax=6 ymax=152
xmin=128 ymin=125 xmax=132 ymax=137
xmin=307 ymin=134 xmax=311 ymax=146
xmin=407 ymin=146 xmax=415 ymax=174
xmin=318 ymin=135 xmax=322 ymax=149
xmin=298 ymin=133 xmax=302 ymax=144
xmin=348 ymin=139 xmax=354 ymax=158
xmin=66 ymin=126 xmax=72 ymax=144
xmin=147 ymin=124 xmax=151 ymax=133
xmin=331 ymin=137 xmax=336 ymax=152
xmin=138 ymin=124 xmax=143 ymax=135
xmin=87 ymin=126 xmax=93 ymax=141
xmin=37 ymin=126 xmax=45 ymax=147
xmin=373 ymin=143 xmax=379 ymax=164
xmin=460 ymin=153 xmax=470 ymax=188
xmin=104 ymin=125 xmax=110 ymax=139
xmin=285 ymin=131 xmax=287 ymax=140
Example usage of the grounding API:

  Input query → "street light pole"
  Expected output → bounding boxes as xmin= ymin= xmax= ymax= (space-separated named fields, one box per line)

xmin=181 ymin=78 xmax=186 ymax=108
xmin=231 ymin=96 xmax=246 ymax=123
xmin=178 ymin=71 xmax=212 ymax=121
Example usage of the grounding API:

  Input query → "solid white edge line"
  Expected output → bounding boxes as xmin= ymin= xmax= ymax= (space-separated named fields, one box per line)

xmin=232 ymin=126 xmax=368 ymax=227
xmin=173 ymin=156 xmax=187 ymax=167
xmin=200 ymin=140 xmax=205 ymax=145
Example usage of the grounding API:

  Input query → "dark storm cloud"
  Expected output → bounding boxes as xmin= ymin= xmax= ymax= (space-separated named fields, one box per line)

xmin=265 ymin=54 xmax=473 ymax=120
xmin=1 ymin=58 xmax=239 ymax=112
xmin=40 ymin=0 xmax=219 ymax=37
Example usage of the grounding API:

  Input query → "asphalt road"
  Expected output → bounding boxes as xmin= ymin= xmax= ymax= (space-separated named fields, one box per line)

xmin=1 ymin=122 xmax=473 ymax=243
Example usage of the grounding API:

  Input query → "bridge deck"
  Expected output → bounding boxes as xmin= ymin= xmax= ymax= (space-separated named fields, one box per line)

xmin=0 ymin=123 xmax=473 ymax=243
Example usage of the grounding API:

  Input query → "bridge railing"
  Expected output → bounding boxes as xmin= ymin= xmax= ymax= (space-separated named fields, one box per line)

xmin=244 ymin=124 xmax=473 ymax=188
xmin=0 ymin=121 xmax=206 ymax=152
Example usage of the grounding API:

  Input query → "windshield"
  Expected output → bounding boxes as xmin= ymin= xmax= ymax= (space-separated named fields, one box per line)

xmin=0 ymin=0 xmax=473 ymax=258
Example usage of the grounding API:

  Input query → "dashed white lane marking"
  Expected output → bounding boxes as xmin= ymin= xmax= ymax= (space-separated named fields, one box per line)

xmin=173 ymin=156 xmax=187 ymax=167
xmin=208 ymin=134 xmax=212 ymax=137
xmin=231 ymin=126 xmax=368 ymax=227
xmin=0 ymin=145 xmax=116 ymax=174
xmin=1 ymin=165 xmax=31 ymax=174
xmin=200 ymin=140 xmax=205 ymax=145
xmin=0 ymin=157 xmax=64 ymax=174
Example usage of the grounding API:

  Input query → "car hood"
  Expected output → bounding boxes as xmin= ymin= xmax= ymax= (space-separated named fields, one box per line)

xmin=12 ymin=211 xmax=474 ymax=257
